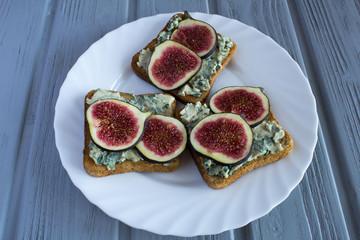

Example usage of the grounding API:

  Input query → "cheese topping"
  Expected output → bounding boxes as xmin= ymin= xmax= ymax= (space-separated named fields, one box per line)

xmin=136 ymin=15 xmax=234 ymax=98
xmin=87 ymin=89 xmax=175 ymax=170
xmin=180 ymin=102 xmax=285 ymax=178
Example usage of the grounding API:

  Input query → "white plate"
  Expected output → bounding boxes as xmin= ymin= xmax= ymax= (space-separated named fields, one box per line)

xmin=54 ymin=12 xmax=318 ymax=236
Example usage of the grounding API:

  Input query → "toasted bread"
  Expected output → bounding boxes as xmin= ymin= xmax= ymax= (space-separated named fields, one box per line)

xmin=83 ymin=89 xmax=180 ymax=177
xmin=131 ymin=13 xmax=237 ymax=104
xmin=176 ymin=108 xmax=293 ymax=189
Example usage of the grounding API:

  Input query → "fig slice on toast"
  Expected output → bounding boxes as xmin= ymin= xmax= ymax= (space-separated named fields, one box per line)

xmin=190 ymin=113 xmax=253 ymax=166
xmin=136 ymin=115 xmax=187 ymax=163
xmin=209 ymin=86 xmax=270 ymax=127
xmin=148 ymin=40 xmax=202 ymax=91
xmin=86 ymin=99 xmax=152 ymax=151
xmin=171 ymin=12 xmax=217 ymax=58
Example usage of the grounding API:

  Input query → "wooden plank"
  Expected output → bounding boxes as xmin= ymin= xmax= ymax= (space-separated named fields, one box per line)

xmin=215 ymin=0 xmax=304 ymax=64
xmin=299 ymin=126 xmax=349 ymax=239
xmin=0 ymin=0 xmax=49 ymax=237
xmin=2 ymin=0 xmax=132 ymax=239
xmin=288 ymin=0 xmax=360 ymax=238
xmin=133 ymin=0 xmax=211 ymax=19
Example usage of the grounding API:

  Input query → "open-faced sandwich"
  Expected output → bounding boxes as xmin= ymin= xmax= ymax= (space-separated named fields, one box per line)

xmin=176 ymin=86 xmax=294 ymax=189
xmin=83 ymin=13 xmax=293 ymax=187
xmin=83 ymin=89 xmax=187 ymax=177
xmin=131 ymin=11 xmax=237 ymax=104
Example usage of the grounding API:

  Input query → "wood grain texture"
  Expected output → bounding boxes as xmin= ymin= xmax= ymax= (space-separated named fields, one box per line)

xmin=2 ymin=0 xmax=129 ymax=239
xmin=299 ymin=126 xmax=349 ymax=239
xmin=130 ymin=0 xmax=211 ymax=21
xmin=0 ymin=0 xmax=49 ymax=236
xmin=288 ymin=0 xmax=360 ymax=238
xmin=215 ymin=0 xmax=304 ymax=66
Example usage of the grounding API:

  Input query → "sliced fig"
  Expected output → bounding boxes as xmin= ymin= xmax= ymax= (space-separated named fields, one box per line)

xmin=190 ymin=113 xmax=253 ymax=166
xmin=171 ymin=13 xmax=217 ymax=58
xmin=148 ymin=40 xmax=201 ymax=91
xmin=86 ymin=99 xmax=152 ymax=151
xmin=209 ymin=87 xmax=270 ymax=127
xmin=136 ymin=115 xmax=187 ymax=163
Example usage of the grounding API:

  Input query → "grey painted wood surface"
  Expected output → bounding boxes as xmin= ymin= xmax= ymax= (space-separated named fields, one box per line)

xmin=289 ymin=1 xmax=360 ymax=237
xmin=0 ymin=0 xmax=358 ymax=239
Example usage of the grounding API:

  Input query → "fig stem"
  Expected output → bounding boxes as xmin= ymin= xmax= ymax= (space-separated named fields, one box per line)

xmin=184 ymin=10 xmax=192 ymax=19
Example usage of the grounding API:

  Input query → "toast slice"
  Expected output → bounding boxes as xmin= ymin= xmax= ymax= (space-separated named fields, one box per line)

xmin=83 ymin=89 xmax=180 ymax=177
xmin=131 ymin=12 xmax=237 ymax=104
xmin=176 ymin=106 xmax=293 ymax=189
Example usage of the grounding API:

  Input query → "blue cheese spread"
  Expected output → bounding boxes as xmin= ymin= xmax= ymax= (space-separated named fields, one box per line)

xmin=137 ymin=48 xmax=152 ymax=69
xmin=136 ymin=15 xmax=234 ymax=98
xmin=180 ymin=102 xmax=285 ymax=178
xmin=136 ymin=15 xmax=183 ymax=70
xmin=87 ymin=89 xmax=175 ymax=170
xmin=89 ymin=142 xmax=143 ymax=170
xmin=179 ymin=101 xmax=211 ymax=132
xmin=178 ymin=36 xmax=234 ymax=97
xmin=86 ymin=88 xmax=175 ymax=115
xmin=157 ymin=15 xmax=183 ymax=43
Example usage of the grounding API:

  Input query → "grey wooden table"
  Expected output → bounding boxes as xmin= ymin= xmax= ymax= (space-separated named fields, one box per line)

xmin=1 ymin=0 xmax=359 ymax=239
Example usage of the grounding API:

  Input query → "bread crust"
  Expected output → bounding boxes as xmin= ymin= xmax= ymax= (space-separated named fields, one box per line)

xmin=131 ymin=13 xmax=237 ymax=104
xmin=176 ymin=109 xmax=293 ymax=189
xmin=83 ymin=90 xmax=179 ymax=177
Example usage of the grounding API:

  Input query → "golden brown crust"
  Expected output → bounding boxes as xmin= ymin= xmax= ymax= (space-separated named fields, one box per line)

xmin=175 ymin=109 xmax=294 ymax=189
xmin=131 ymin=13 xmax=237 ymax=104
xmin=83 ymin=90 xmax=179 ymax=177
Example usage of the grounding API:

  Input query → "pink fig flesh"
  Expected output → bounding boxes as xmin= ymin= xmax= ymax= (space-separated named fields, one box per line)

xmin=148 ymin=41 xmax=201 ymax=90
xmin=91 ymin=101 xmax=139 ymax=147
xmin=210 ymin=87 xmax=270 ymax=127
xmin=194 ymin=117 xmax=248 ymax=159
xmin=136 ymin=115 xmax=187 ymax=163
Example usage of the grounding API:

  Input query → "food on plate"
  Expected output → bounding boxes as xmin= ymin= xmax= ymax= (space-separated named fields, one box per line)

xmin=147 ymin=40 xmax=202 ymax=91
xmin=86 ymin=99 xmax=152 ymax=151
xmin=136 ymin=114 xmax=187 ymax=163
xmin=189 ymin=113 xmax=253 ymax=166
xmin=209 ymin=86 xmax=270 ymax=127
xmin=83 ymin=13 xmax=292 ymax=188
xmin=177 ymin=88 xmax=293 ymax=189
xmin=170 ymin=11 xmax=218 ymax=58
xmin=83 ymin=89 xmax=185 ymax=177
xmin=131 ymin=11 xmax=237 ymax=104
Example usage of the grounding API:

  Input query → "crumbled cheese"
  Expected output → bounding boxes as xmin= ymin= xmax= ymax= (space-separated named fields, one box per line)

xmin=179 ymin=102 xmax=286 ymax=178
xmin=87 ymin=89 xmax=175 ymax=169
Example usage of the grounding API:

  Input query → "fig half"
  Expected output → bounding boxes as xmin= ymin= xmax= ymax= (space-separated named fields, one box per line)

xmin=171 ymin=13 xmax=217 ymax=58
xmin=136 ymin=115 xmax=187 ymax=163
xmin=148 ymin=40 xmax=201 ymax=91
xmin=190 ymin=113 xmax=253 ymax=166
xmin=209 ymin=87 xmax=270 ymax=127
xmin=86 ymin=99 xmax=152 ymax=151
